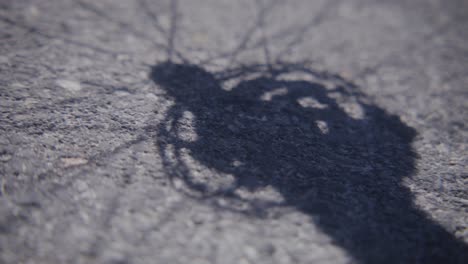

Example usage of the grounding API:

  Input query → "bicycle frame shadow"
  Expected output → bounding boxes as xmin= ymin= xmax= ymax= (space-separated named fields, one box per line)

xmin=150 ymin=60 xmax=467 ymax=263
xmin=138 ymin=0 xmax=468 ymax=262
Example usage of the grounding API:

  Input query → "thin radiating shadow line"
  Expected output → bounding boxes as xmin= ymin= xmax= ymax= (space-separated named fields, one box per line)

xmin=138 ymin=0 xmax=169 ymax=37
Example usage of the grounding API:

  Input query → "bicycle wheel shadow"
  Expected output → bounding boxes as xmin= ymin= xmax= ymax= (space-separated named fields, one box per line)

xmin=150 ymin=61 xmax=468 ymax=263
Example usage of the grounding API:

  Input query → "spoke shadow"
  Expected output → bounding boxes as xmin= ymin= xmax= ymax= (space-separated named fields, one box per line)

xmin=150 ymin=61 xmax=468 ymax=263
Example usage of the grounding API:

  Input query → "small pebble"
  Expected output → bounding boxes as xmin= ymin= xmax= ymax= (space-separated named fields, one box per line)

xmin=56 ymin=79 xmax=82 ymax=92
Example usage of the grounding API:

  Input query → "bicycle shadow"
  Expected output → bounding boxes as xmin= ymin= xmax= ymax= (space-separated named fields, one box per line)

xmin=151 ymin=61 xmax=468 ymax=263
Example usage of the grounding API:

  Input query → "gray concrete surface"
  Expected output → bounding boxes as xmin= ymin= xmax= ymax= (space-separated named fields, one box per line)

xmin=0 ymin=0 xmax=467 ymax=263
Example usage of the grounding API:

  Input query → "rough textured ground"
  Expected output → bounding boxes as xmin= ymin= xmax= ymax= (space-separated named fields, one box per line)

xmin=0 ymin=0 xmax=467 ymax=263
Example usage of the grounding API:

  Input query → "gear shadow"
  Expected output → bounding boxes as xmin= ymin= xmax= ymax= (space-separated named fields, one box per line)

xmin=150 ymin=61 xmax=468 ymax=264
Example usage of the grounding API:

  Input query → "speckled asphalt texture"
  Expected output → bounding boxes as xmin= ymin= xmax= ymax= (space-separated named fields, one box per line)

xmin=0 ymin=0 xmax=467 ymax=263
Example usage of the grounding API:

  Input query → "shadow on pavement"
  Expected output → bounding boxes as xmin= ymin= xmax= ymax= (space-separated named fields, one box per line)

xmin=150 ymin=61 xmax=468 ymax=264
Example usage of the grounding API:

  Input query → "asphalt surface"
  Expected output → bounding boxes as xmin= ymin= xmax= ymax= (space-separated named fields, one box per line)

xmin=0 ymin=0 xmax=467 ymax=263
